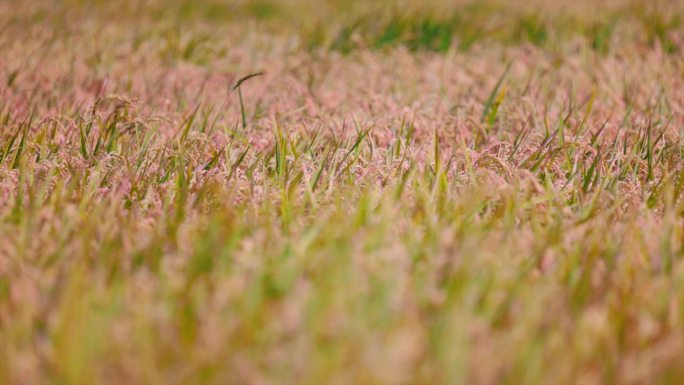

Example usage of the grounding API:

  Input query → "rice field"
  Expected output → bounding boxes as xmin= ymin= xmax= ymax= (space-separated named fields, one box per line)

xmin=2 ymin=1 xmax=684 ymax=384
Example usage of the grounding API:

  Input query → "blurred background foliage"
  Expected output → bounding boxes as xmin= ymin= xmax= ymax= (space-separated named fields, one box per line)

xmin=10 ymin=1 xmax=684 ymax=55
